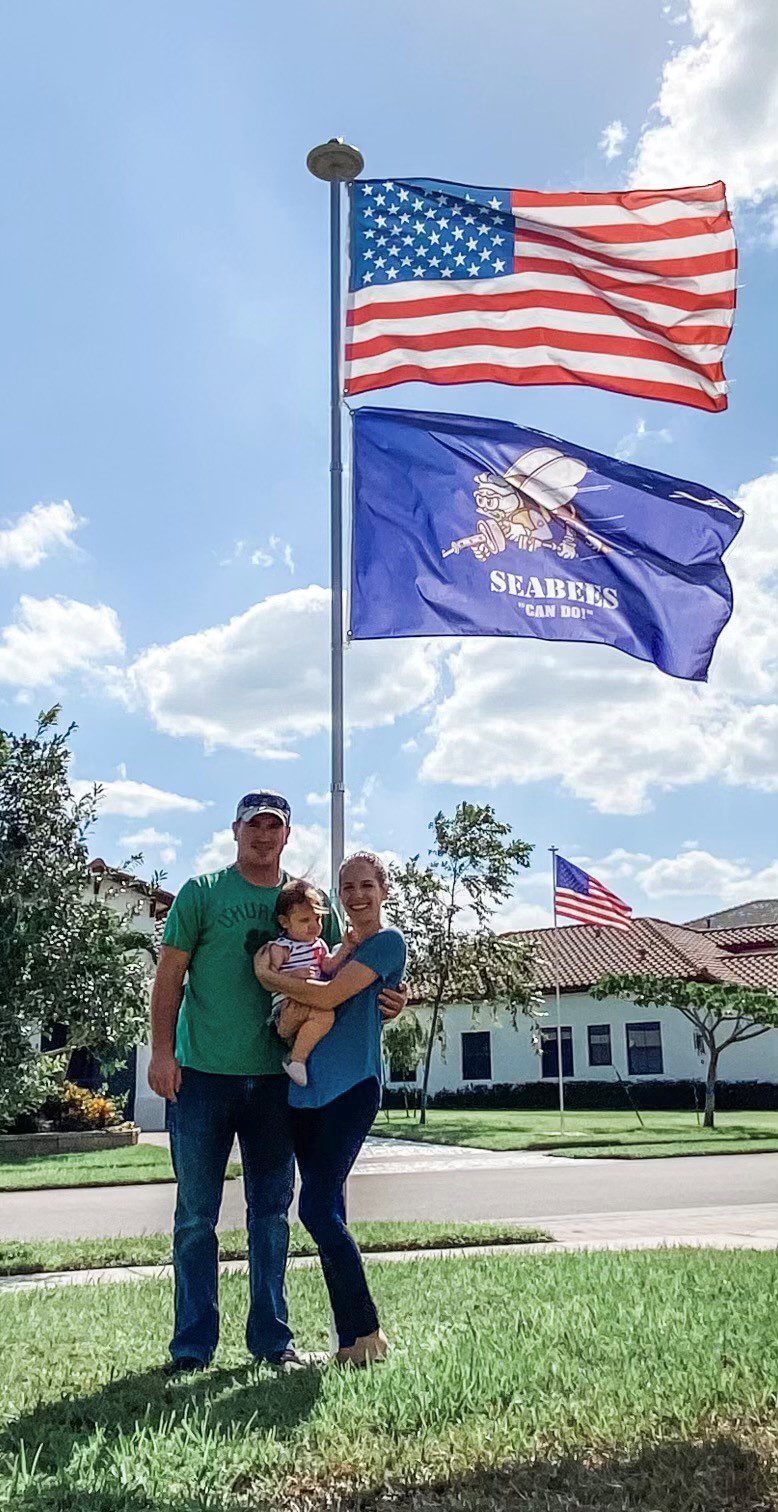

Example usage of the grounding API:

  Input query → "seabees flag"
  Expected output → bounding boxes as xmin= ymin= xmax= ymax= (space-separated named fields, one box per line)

xmin=349 ymin=407 xmax=743 ymax=683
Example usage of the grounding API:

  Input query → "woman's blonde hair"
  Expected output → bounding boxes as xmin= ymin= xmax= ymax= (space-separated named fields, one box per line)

xmin=338 ymin=850 xmax=389 ymax=889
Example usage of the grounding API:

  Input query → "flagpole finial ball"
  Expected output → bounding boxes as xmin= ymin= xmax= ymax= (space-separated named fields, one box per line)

xmin=306 ymin=138 xmax=364 ymax=182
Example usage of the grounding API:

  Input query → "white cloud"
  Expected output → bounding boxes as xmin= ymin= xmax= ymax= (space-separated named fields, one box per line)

xmin=494 ymin=898 xmax=553 ymax=932
xmin=306 ymin=790 xmax=329 ymax=807
xmin=194 ymin=827 xmax=236 ymax=874
xmin=118 ymin=827 xmax=180 ymax=850
xmin=193 ymin=823 xmax=400 ymax=896
xmin=251 ymin=535 xmax=295 ymax=574
xmin=569 ymin=843 xmax=778 ymax=911
xmin=599 ymin=120 xmax=628 ymax=161
xmin=0 ymin=596 xmax=124 ymax=687
xmin=574 ymin=849 xmax=654 ymax=882
xmin=629 ymin=0 xmax=778 ymax=230
xmin=125 ymin=585 xmax=443 ymax=760
xmin=638 ymin=848 xmax=747 ymax=897
xmin=0 ymin=501 xmax=84 ymax=569
xmin=420 ymin=470 xmax=778 ymax=814
xmin=219 ymin=540 xmax=246 ymax=568
xmin=351 ymin=773 xmax=378 ymax=819
xmin=194 ymin=820 xmax=330 ymax=887
xmin=635 ymin=846 xmax=778 ymax=904
xmin=285 ymin=822 xmax=331 ymax=887
xmin=73 ymin=778 xmax=207 ymax=819
xmin=614 ymin=417 xmax=673 ymax=462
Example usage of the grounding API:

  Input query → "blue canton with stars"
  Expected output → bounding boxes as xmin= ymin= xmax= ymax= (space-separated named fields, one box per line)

xmin=348 ymin=179 xmax=514 ymax=291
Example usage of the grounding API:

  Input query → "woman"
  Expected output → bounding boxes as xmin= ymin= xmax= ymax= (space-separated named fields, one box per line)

xmin=257 ymin=851 xmax=406 ymax=1367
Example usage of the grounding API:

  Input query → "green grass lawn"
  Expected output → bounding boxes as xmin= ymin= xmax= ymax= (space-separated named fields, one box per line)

xmin=0 ymin=1221 xmax=550 ymax=1278
xmin=373 ymin=1107 xmax=778 ymax=1158
xmin=1 ymin=1249 xmax=777 ymax=1510
xmin=0 ymin=1145 xmax=241 ymax=1192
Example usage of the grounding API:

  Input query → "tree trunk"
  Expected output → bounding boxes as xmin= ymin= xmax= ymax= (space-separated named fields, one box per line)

xmin=419 ymin=999 xmax=441 ymax=1126
xmin=704 ymin=1047 xmax=719 ymax=1129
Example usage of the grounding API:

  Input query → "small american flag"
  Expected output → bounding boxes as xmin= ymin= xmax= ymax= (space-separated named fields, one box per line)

xmin=345 ymin=178 xmax=735 ymax=412
xmin=554 ymin=855 xmax=632 ymax=930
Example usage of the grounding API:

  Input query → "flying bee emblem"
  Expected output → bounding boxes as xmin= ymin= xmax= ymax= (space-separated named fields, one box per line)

xmin=443 ymin=448 xmax=611 ymax=564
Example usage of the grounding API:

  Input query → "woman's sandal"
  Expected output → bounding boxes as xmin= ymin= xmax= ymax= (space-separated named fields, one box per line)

xmin=335 ymin=1329 xmax=389 ymax=1368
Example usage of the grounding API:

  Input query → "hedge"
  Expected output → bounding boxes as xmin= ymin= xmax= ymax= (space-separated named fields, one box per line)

xmin=381 ymin=1080 xmax=778 ymax=1112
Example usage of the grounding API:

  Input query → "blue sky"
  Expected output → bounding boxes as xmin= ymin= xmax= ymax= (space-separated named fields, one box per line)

xmin=0 ymin=0 xmax=776 ymax=928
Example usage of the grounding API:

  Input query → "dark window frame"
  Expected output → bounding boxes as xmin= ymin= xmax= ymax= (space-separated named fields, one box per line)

xmin=461 ymin=1030 xmax=492 ymax=1083
xmin=587 ymin=1023 xmax=612 ymax=1067
xmin=540 ymin=1026 xmax=574 ymax=1079
xmin=626 ymin=1020 xmax=664 ymax=1076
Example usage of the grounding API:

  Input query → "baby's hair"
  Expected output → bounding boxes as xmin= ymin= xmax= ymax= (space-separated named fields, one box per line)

xmin=275 ymin=878 xmax=327 ymax=925
xmin=339 ymin=850 xmax=389 ymax=889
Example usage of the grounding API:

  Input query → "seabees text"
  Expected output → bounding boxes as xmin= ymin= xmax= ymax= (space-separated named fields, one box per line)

xmin=490 ymin=570 xmax=619 ymax=620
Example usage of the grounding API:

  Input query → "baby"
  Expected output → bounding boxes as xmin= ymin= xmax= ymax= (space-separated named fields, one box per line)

xmin=257 ymin=878 xmax=352 ymax=1087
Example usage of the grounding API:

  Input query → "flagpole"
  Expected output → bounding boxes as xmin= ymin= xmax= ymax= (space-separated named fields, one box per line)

xmin=306 ymin=138 xmax=364 ymax=891
xmin=307 ymin=139 xmax=364 ymax=1359
xmin=549 ymin=847 xmax=565 ymax=1133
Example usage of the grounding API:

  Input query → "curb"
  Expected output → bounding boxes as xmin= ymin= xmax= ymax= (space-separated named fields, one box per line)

xmin=2 ymin=1234 xmax=777 ymax=1294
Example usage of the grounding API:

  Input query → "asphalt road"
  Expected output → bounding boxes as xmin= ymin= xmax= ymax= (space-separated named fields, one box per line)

xmin=1 ymin=1146 xmax=776 ymax=1242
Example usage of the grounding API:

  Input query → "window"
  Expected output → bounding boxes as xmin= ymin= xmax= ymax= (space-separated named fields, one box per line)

xmin=587 ymin=1023 xmax=612 ymax=1067
xmin=540 ymin=1027 xmax=573 ymax=1079
xmin=693 ymin=1030 xmax=706 ymax=1059
xmin=461 ymin=1031 xmax=492 ymax=1082
xmin=626 ymin=1021 xmax=663 ymax=1076
xmin=388 ymin=1049 xmax=417 ymax=1083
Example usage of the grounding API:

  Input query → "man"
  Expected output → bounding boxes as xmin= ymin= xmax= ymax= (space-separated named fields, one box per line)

xmin=148 ymin=790 xmax=403 ymax=1374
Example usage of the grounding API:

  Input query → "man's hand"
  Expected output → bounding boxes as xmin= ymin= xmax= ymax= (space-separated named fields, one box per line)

xmin=254 ymin=944 xmax=277 ymax=990
xmin=379 ymin=983 xmax=408 ymax=1021
xmin=148 ymin=1049 xmax=182 ymax=1102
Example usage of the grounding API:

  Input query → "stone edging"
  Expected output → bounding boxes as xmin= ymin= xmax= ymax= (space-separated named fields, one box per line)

xmin=0 ymin=1125 xmax=139 ymax=1158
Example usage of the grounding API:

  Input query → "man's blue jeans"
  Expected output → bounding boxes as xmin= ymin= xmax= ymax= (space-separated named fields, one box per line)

xmin=168 ymin=1067 xmax=295 ymax=1364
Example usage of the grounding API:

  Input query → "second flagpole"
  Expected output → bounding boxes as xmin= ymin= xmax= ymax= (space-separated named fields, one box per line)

xmin=306 ymin=137 xmax=364 ymax=890
xmin=549 ymin=846 xmax=566 ymax=1133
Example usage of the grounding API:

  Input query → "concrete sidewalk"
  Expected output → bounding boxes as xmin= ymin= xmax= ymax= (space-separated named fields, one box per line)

xmin=2 ymin=1201 xmax=776 ymax=1294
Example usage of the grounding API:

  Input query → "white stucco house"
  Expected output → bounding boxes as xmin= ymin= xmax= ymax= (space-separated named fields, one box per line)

xmin=389 ymin=912 xmax=778 ymax=1100
xmin=86 ymin=859 xmax=173 ymax=1131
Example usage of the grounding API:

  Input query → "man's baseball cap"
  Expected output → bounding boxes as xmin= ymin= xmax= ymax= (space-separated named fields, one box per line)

xmin=235 ymin=791 xmax=291 ymax=826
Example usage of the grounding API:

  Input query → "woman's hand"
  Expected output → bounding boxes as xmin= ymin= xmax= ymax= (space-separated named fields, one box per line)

xmin=379 ymin=982 xmax=408 ymax=1021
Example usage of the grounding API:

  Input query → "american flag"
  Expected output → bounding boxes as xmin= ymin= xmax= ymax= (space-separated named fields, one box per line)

xmin=554 ymin=855 xmax=632 ymax=930
xmin=345 ymin=178 xmax=736 ymax=412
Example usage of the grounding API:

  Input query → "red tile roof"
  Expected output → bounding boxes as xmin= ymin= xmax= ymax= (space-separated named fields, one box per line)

xmin=506 ymin=916 xmax=778 ymax=994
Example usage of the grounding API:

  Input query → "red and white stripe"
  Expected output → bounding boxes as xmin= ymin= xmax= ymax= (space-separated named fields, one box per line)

xmin=555 ymin=876 xmax=633 ymax=931
xmin=345 ymin=183 xmax=736 ymax=412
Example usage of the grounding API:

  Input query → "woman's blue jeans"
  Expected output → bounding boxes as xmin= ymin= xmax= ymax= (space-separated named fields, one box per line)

xmin=291 ymin=1077 xmax=381 ymax=1349
xmin=168 ymin=1067 xmax=295 ymax=1364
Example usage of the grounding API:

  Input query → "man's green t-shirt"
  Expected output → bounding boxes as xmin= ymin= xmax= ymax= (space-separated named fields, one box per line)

xmin=163 ymin=867 xmax=341 ymax=1076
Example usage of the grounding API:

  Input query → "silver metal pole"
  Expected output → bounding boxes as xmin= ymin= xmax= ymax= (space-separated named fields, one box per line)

xmin=307 ymin=139 xmax=364 ymax=1357
xmin=306 ymin=137 xmax=364 ymax=894
xmin=328 ymin=176 xmax=346 ymax=890
xmin=550 ymin=847 xmax=565 ymax=1133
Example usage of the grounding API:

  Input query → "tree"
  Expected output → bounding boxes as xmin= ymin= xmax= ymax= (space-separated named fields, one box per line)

xmin=593 ymin=971 xmax=778 ymax=1128
xmin=385 ymin=802 xmax=538 ymax=1123
xmin=383 ymin=1011 xmax=425 ymax=1084
xmin=0 ymin=707 xmax=151 ymax=1131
